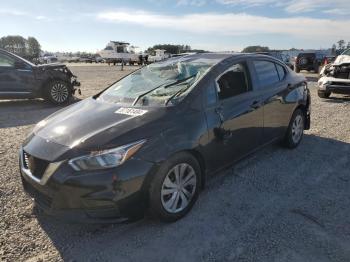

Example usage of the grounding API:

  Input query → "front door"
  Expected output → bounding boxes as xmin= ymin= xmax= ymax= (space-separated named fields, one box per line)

xmin=0 ymin=52 xmax=35 ymax=98
xmin=203 ymin=60 xmax=264 ymax=172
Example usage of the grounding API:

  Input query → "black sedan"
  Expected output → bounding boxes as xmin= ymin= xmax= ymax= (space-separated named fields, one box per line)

xmin=0 ymin=49 xmax=80 ymax=104
xmin=19 ymin=53 xmax=310 ymax=222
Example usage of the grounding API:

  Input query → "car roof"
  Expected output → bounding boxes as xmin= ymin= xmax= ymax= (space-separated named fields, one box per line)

xmin=170 ymin=52 xmax=281 ymax=63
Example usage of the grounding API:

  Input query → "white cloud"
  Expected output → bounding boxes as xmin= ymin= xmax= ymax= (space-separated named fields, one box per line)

xmin=323 ymin=8 xmax=350 ymax=15
xmin=97 ymin=9 xmax=350 ymax=40
xmin=216 ymin=0 xmax=278 ymax=7
xmin=0 ymin=9 xmax=28 ymax=16
xmin=216 ymin=0 xmax=350 ymax=14
xmin=177 ymin=0 xmax=207 ymax=6
xmin=0 ymin=8 xmax=50 ymax=21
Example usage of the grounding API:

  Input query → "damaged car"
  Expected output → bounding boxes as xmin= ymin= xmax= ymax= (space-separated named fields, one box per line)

xmin=318 ymin=49 xmax=350 ymax=98
xmin=19 ymin=53 xmax=310 ymax=222
xmin=0 ymin=49 xmax=80 ymax=104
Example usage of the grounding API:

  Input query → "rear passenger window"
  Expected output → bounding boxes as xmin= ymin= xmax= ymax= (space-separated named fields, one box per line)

xmin=276 ymin=64 xmax=286 ymax=80
xmin=253 ymin=60 xmax=279 ymax=88
xmin=216 ymin=63 xmax=250 ymax=100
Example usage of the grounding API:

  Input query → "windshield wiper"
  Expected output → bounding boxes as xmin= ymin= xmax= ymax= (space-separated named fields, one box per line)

xmin=132 ymin=82 xmax=168 ymax=106
xmin=164 ymin=85 xmax=191 ymax=106
xmin=132 ymin=74 xmax=197 ymax=106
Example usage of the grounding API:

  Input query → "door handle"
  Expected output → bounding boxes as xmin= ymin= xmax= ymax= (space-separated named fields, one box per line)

xmin=250 ymin=101 xmax=261 ymax=109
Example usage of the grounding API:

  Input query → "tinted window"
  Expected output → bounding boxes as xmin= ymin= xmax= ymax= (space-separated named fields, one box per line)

xmin=216 ymin=63 xmax=250 ymax=100
xmin=276 ymin=64 xmax=286 ymax=80
xmin=253 ymin=60 xmax=279 ymax=87
xmin=0 ymin=54 xmax=15 ymax=67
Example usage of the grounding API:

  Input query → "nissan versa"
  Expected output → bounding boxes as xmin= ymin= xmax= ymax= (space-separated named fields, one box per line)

xmin=20 ymin=53 xmax=311 ymax=222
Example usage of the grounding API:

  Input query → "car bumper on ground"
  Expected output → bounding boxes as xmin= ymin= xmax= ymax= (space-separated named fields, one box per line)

xmin=19 ymin=147 xmax=155 ymax=223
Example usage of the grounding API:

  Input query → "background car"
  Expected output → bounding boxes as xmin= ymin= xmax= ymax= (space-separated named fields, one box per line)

xmin=256 ymin=51 xmax=294 ymax=70
xmin=318 ymin=49 xmax=350 ymax=98
xmin=0 ymin=49 xmax=81 ymax=104
xmin=19 ymin=53 xmax=310 ymax=222
xmin=294 ymin=52 xmax=325 ymax=73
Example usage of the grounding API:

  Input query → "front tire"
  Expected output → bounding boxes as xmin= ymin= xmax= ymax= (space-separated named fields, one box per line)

xmin=149 ymin=152 xmax=201 ymax=222
xmin=46 ymin=80 xmax=71 ymax=105
xmin=283 ymin=109 xmax=305 ymax=149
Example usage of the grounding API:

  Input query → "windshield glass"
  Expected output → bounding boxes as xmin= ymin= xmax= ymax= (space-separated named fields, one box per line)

xmin=98 ymin=56 xmax=218 ymax=106
xmin=342 ymin=49 xmax=350 ymax=56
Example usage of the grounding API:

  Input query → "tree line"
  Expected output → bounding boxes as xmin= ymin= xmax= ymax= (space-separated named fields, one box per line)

xmin=242 ymin=40 xmax=350 ymax=54
xmin=0 ymin=35 xmax=41 ymax=61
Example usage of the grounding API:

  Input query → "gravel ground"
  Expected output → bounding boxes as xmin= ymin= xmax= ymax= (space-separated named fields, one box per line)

xmin=0 ymin=65 xmax=349 ymax=262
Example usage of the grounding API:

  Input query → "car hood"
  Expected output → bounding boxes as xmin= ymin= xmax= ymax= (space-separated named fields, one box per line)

xmin=35 ymin=63 xmax=67 ymax=70
xmin=333 ymin=55 xmax=350 ymax=65
xmin=32 ymin=98 xmax=170 ymax=153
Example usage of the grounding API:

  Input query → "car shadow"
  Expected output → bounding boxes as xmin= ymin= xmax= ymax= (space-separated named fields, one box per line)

xmin=33 ymin=134 xmax=350 ymax=261
xmin=0 ymin=98 xmax=80 ymax=128
xmin=322 ymin=95 xmax=350 ymax=103
xmin=305 ymin=76 xmax=319 ymax=82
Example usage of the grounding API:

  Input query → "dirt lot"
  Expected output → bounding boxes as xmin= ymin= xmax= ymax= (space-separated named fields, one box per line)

xmin=0 ymin=64 xmax=350 ymax=262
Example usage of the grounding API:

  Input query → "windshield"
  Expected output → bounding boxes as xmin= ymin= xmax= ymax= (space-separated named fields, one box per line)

xmin=342 ymin=49 xmax=350 ymax=56
xmin=98 ymin=57 xmax=218 ymax=106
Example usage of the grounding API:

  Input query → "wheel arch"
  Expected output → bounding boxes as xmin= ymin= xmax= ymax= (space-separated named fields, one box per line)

xmin=294 ymin=103 xmax=310 ymax=130
xmin=40 ymin=77 xmax=72 ymax=97
xmin=185 ymin=149 xmax=206 ymax=190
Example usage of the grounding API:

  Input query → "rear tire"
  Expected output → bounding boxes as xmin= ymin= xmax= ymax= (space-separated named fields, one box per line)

xmin=46 ymin=80 xmax=71 ymax=105
xmin=149 ymin=152 xmax=201 ymax=222
xmin=283 ymin=109 xmax=305 ymax=149
xmin=318 ymin=91 xmax=331 ymax=98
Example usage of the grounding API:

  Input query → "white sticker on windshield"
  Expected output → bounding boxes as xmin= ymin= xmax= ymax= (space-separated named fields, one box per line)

xmin=115 ymin=107 xmax=148 ymax=116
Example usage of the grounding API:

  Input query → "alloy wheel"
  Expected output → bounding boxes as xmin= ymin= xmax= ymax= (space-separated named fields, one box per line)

xmin=161 ymin=163 xmax=197 ymax=214
xmin=292 ymin=114 xmax=304 ymax=144
xmin=51 ymin=82 xmax=69 ymax=103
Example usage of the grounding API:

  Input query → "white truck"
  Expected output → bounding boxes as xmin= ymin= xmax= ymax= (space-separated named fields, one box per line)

xmin=98 ymin=41 xmax=141 ymax=65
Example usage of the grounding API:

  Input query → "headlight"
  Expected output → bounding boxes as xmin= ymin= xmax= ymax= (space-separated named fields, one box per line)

xmin=68 ymin=139 xmax=146 ymax=171
xmin=318 ymin=80 xmax=330 ymax=87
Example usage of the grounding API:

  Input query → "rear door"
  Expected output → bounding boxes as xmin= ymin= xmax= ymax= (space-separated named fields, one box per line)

xmin=203 ymin=59 xmax=264 ymax=172
xmin=251 ymin=59 xmax=294 ymax=143
xmin=0 ymin=52 xmax=35 ymax=98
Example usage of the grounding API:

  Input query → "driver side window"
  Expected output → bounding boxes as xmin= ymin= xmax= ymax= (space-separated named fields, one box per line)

xmin=216 ymin=62 xmax=251 ymax=101
xmin=0 ymin=54 xmax=15 ymax=68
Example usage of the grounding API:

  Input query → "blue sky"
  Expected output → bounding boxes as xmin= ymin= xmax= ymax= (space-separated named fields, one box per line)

xmin=1 ymin=0 xmax=349 ymax=52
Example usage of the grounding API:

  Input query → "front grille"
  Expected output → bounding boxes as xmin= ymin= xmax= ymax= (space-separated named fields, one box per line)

xmin=22 ymin=178 xmax=52 ymax=208
xmin=23 ymin=151 xmax=49 ymax=180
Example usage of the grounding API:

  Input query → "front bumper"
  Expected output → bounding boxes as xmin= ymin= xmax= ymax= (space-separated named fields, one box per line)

xmin=71 ymin=77 xmax=81 ymax=95
xmin=319 ymin=84 xmax=350 ymax=94
xmin=318 ymin=77 xmax=350 ymax=94
xmin=19 ymin=148 xmax=155 ymax=223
